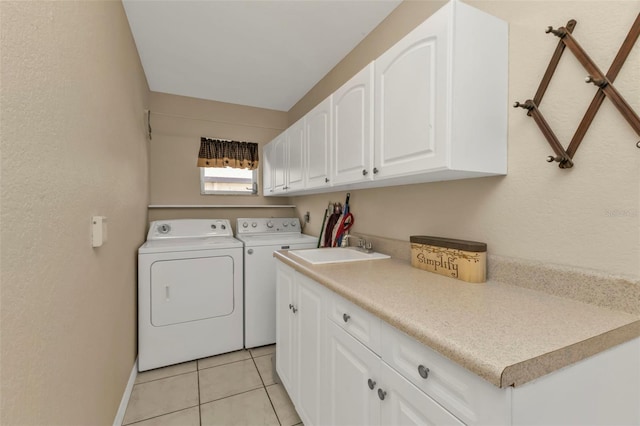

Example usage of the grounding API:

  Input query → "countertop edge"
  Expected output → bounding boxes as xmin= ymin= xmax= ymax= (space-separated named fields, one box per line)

xmin=274 ymin=251 xmax=640 ymax=388
xmin=500 ymin=320 xmax=640 ymax=387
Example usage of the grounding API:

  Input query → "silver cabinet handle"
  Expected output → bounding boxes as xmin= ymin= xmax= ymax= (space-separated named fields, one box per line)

xmin=247 ymin=249 xmax=254 ymax=255
xmin=418 ymin=364 xmax=430 ymax=379
xmin=367 ymin=379 xmax=376 ymax=390
xmin=343 ymin=313 xmax=350 ymax=323
xmin=362 ymin=169 xmax=368 ymax=176
xmin=377 ymin=388 xmax=387 ymax=400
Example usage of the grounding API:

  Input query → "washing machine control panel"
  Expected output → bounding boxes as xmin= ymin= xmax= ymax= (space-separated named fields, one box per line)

xmin=147 ymin=219 xmax=234 ymax=240
xmin=236 ymin=218 xmax=300 ymax=234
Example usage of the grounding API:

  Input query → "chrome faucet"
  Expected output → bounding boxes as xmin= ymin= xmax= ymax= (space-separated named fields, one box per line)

xmin=343 ymin=234 xmax=373 ymax=253
xmin=360 ymin=239 xmax=374 ymax=253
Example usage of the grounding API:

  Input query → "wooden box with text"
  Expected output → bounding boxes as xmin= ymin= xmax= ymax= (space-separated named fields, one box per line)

xmin=410 ymin=236 xmax=487 ymax=283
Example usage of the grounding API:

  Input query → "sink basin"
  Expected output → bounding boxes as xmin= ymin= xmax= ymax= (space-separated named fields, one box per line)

xmin=288 ymin=247 xmax=390 ymax=265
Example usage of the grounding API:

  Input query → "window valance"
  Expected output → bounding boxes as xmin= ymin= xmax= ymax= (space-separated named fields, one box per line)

xmin=197 ymin=137 xmax=259 ymax=170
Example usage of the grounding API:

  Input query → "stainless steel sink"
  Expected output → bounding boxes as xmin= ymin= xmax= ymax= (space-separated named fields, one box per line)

xmin=288 ymin=247 xmax=390 ymax=265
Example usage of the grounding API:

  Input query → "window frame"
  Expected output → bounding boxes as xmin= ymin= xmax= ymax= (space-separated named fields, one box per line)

xmin=199 ymin=167 xmax=259 ymax=196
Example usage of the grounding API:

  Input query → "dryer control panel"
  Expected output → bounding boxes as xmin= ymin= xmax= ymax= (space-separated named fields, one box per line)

xmin=147 ymin=219 xmax=233 ymax=240
xmin=236 ymin=218 xmax=301 ymax=235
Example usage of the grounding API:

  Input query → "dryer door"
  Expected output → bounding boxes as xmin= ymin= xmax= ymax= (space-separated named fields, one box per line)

xmin=150 ymin=255 xmax=235 ymax=326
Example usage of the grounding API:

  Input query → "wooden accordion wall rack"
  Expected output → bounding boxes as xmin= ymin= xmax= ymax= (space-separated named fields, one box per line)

xmin=514 ymin=13 xmax=640 ymax=168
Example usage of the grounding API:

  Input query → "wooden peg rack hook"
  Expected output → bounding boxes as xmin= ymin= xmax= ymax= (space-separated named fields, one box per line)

xmin=514 ymin=14 xmax=640 ymax=168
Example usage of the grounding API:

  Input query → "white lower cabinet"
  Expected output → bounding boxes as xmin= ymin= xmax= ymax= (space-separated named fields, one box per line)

xmin=275 ymin=259 xmax=640 ymax=426
xmin=379 ymin=321 xmax=510 ymax=425
xmin=325 ymin=320 xmax=380 ymax=426
xmin=379 ymin=361 xmax=464 ymax=426
xmin=277 ymin=261 xmax=472 ymax=426
xmin=275 ymin=261 xmax=296 ymax=391
xmin=326 ymin=319 xmax=464 ymax=426
xmin=276 ymin=263 xmax=326 ymax=426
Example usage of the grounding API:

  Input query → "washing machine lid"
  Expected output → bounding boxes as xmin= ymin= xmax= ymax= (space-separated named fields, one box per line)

xmin=236 ymin=233 xmax=318 ymax=247
xmin=139 ymin=236 xmax=242 ymax=254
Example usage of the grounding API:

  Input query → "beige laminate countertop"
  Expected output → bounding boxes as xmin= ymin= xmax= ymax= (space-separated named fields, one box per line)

xmin=274 ymin=251 xmax=640 ymax=388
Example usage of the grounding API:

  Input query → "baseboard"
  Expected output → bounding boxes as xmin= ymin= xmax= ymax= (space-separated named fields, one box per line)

xmin=113 ymin=357 xmax=138 ymax=426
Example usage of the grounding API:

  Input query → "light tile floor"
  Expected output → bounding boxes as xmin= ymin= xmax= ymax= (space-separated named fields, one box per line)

xmin=122 ymin=345 xmax=303 ymax=426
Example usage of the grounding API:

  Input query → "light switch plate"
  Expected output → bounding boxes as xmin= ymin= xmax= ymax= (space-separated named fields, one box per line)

xmin=92 ymin=216 xmax=108 ymax=247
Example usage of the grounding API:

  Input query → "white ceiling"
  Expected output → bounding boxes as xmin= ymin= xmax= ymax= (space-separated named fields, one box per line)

xmin=123 ymin=0 xmax=401 ymax=112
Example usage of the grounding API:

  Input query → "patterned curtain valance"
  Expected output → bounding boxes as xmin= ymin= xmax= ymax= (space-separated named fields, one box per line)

xmin=197 ymin=138 xmax=259 ymax=170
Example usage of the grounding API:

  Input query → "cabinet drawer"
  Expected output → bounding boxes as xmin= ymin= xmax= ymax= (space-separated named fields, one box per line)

xmin=380 ymin=322 xmax=510 ymax=425
xmin=328 ymin=293 xmax=381 ymax=354
xmin=379 ymin=361 xmax=464 ymax=426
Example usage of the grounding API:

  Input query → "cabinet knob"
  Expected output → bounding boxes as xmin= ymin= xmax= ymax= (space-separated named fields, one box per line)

xmin=373 ymin=167 xmax=379 ymax=174
xmin=247 ymin=249 xmax=254 ymax=255
xmin=292 ymin=306 xmax=298 ymax=314
xmin=342 ymin=313 xmax=350 ymax=323
xmin=377 ymin=388 xmax=387 ymax=401
xmin=367 ymin=379 xmax=376 ymax=390
xmin=289 ymin=303 xmax=293 ymax=310
xmin=325 ymin=177 xmax=330 ymax=183
xmin=362 ymin=169 xmax=368 ymax=176
xmin=418 ymin=364 xmax=430 ymax=379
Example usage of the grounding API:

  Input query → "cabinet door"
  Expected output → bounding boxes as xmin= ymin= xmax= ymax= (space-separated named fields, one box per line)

xmin=272 ymin=133 xmax=287 ymax=194
xmin=326 ymin=320 xmax=380 ymax=426
xmin=379 ymin=361 xmax=464 ymax=426
xmin=332 ymin=63 xmax=374 ymax=185
xmin=296 ymin=275 xmax=326 ymax=426
xmin=287 ymin=118 xmax=305 ymax=192
xmin=275 ymin=263 xmax=296 ymax=394
xmin=374 ymin=8 xmax=449 ymax=178
xmin=262 ymin=142 xmax=274 ymax=195
xmin=306 ymin=96 xmax=332 ymax=189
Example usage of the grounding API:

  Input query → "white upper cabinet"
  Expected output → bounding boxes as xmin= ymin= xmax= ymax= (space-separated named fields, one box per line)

xmin=262 ymin=142 xmax=274 ymax=195
xmin=374 ymin=1 xmax=507 ymax=182
xmin=287 ymin=118 xmax=305 ymax=192
xmin=269 ymin=118 xmax=305 ymax=195
xmin=264 ymin=0 xmax=507 ymax=196
xmin=374 ymin=8 xmax=448 ymax=179
xmin=272 ymin=133 xmax=287 ymax=194
xmin=305 ymin=96 xmax=332 ymax=190
xmin=332 ymin=63 xmax=374 ymax=186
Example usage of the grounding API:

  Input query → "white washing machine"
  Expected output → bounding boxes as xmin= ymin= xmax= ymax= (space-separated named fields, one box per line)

xmin=236 ymin=218 xmax=317 ymax=348
xmin=138 ymin=219 xmax=243 ymax=371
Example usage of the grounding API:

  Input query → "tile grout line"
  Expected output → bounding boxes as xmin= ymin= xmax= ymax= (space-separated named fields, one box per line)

xmin=198 ymin=355 xmax=253 ymax=372
xmin=251 ymin=350 xmax=282 ymax=426
xmin=123 ymin=405 xmax=200 ymax=426
xmin=135 ymin=368 xmax=198 ymax=386
xmin=200 ymin=384 xmax=266 ymax=406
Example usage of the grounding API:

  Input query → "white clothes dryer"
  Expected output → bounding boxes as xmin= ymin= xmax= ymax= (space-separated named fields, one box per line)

xmin=138 ymin=219 xmax=243 ymax=371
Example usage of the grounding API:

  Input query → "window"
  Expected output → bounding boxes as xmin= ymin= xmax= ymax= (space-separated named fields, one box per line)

xmin=200 ymin=167 xmax=258 ymax=195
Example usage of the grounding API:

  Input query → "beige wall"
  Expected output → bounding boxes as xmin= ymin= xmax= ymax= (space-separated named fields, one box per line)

xmin=290 ymin=1 xmax=640 ymax=277
xmin=1 ymin=1 xmax=149 ymax=424
xmin=148 ymin=92 xmax=296 ymax=227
